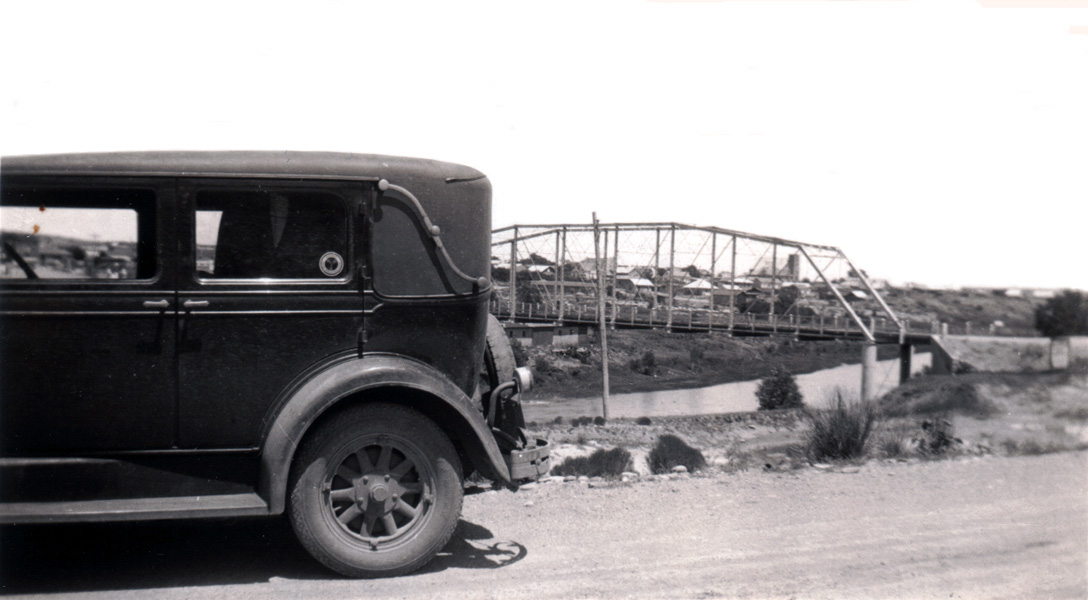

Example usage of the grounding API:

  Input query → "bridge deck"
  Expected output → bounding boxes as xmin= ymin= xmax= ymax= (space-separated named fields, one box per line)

xmin=491 ymin=300 xmax=933 ymax=345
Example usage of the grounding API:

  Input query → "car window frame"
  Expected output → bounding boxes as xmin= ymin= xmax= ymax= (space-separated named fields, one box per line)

xmin=0 ymin=176 xmax=171 ymax=289
xmin=180 ymin=179 xmax=359 ymax=288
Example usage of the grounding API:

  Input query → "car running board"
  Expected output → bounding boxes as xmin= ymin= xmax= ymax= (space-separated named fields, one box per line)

xmin=0 ymin=493 xmax=271 ymax=524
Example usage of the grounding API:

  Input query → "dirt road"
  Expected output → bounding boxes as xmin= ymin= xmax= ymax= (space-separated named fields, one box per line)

xmin=3 ymin=452 xmax=1085 ymax=599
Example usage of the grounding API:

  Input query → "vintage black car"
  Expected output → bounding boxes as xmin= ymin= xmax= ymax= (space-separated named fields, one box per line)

xmin=0 ymin=151 xmax=549 ymax=577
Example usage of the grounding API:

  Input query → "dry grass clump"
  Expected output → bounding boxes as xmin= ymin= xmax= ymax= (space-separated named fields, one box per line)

xmin=551 ymin=447 xmax=632 ymax=478
xmin=805 ymin=389 xmax=877 ymax=461
xmin=648 ymin=434 xmax=707 ymax=474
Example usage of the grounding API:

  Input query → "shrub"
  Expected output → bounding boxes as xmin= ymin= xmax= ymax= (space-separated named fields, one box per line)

xmin=913 ymin=418 xmax=961 ymax=455
xmin=510 ymin=338 xmax=529 ymax=368
xmin=533 ymin=354 xmax=557 ymax=374
xmin=756 ymin=367 xmax=804 ymax=411
xmin=877 ymin=421 xmax=914 ymax=458
xmin=593 ymin=416 xmax=606 ymax=426
xmin=629 ymin=350 xmax=658 ymax=376
xmin=880 ymin=379 xmax=998 ymax=419
xmin=648 ymin=434 xmax=706 ymax=474
xmin=635 ymin=416 xmax=653 ymax=426
xmin=805 ymin=389 xmax=877 ymax=461
xmin=1034 ymin=290 xmax=1088 ymax=337
xmin=551 ymin=447 xmax=632 ymax=478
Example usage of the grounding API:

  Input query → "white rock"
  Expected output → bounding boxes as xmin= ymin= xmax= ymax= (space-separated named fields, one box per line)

xmin=621 ymin=471 xmax=640 ymax=480
xmin=671 ymin=465 xmax=689 ymax=474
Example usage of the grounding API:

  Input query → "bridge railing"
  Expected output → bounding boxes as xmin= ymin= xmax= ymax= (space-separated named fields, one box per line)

xmin=489 ymin=294 xmax=913 ymax=339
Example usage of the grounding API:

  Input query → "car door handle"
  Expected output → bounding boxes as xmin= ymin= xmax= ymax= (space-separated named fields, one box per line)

xmin=183 ymin=300 xmax=210 ymax=309
xmin=143 ymin=299 xmax=170 ymax=309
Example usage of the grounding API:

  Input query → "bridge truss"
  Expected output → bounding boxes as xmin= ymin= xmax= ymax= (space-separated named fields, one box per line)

xmin=491 ymin=222 xmax=916 ymax=344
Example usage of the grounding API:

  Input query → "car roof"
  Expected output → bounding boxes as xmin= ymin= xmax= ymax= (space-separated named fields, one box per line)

xmin=0 ymin=151 xmax=485 ymax=183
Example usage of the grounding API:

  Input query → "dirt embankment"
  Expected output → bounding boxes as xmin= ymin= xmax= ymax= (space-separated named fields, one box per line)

xmin=521 ymin=329 xmax=902 ymax=401
xmin=533 ymin=368 xmax=1088 ymax=476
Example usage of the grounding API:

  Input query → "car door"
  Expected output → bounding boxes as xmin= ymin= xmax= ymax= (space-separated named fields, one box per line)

xmin=0 ymin=177 xmax=177 ymax=453
xmin=175 ymin=179 xmax=365 ymax=448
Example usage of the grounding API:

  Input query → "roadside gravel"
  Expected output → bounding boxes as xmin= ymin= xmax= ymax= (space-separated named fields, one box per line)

xmin=5 ymin=451 xmax=1084 ymax=599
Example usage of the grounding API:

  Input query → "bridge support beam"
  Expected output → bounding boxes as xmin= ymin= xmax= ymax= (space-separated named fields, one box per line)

xmin=899 ymin=343 xmax=913 ymax=384
xmin=861 ymin=343 xmax=878 ymax=401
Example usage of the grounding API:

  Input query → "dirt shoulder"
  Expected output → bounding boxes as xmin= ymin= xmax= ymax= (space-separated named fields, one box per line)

xmin=522 ymin=329 xmax=905 ymax=401
xmin=7 ymin=452 xmax=1083 ymax=599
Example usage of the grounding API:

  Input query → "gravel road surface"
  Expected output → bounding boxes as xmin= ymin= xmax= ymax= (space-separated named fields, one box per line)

xmin=2 ymin=452 xmax=1085 ymax=599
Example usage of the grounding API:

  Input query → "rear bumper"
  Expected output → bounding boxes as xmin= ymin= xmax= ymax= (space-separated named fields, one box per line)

xmin=504 ymin=438 xmax=550 ymax=481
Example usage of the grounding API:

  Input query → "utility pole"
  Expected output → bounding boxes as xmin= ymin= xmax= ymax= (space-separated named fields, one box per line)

xmin=593 ymin=213 xmax=610 ymax=421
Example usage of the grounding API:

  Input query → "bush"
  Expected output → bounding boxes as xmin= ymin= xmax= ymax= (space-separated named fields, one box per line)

xmin=913 ymin=418 xmax=961 ymax=455
xmin=510 ymin=338 xmax=529 ymax=368
xmin=593 ymin=416 xmax=606 ymax=426
xmin=756 ymin=367 xmax=804 ymax=411
xmin=629 ymin=350 xmax=658 ymax=376
xmin=551 ymin=447 xmax=632 ymax=478
xmin=648 ymin=434 xmax=706 ymax=474
xmin=805 ymin=389 xmax=877 ymax=461
xmin=533 ymin=354 xmax=557 ymax=373
xmin=635 ymin=416 xmax=653 ymax=426
xmin=1034 ymin=290 xmax=1088 ymax=337
xmin=880 ymin=379 xmax=998 ymax=419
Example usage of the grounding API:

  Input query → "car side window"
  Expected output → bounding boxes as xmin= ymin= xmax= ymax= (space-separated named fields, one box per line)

xmin=0 ymin=188 xmax=157 ymax=281
xmin=195 ymin=190 xmax=348 ymax=280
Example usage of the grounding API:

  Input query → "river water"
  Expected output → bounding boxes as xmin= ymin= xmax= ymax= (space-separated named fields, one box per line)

xmin=523 ymin=352 xmax=932 ymax=422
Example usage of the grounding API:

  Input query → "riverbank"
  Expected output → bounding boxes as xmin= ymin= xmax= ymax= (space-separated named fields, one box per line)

xmin=521 ymin=329 xmax=905 ymax=400
xmin=529 ymin=368 xmax=1088 ymax=476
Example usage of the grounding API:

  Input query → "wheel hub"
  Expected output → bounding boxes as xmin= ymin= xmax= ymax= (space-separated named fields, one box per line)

xmin=329 ymin=439 xmax=431 ymax=542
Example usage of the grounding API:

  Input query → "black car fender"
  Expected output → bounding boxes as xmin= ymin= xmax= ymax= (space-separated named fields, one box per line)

xmin=259 ymin=352 xmax=510 ymax=514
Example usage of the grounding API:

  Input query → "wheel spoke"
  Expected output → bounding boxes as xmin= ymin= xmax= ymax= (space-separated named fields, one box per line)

xmin=330 ymin=488 xmax=355 ymax=504
xmin=394 ymin=500 xmax=418 ymax=520
xmin=400 ymin=481 xmax=424 ymax=494
xmin=376 ymin=444 xmax=393 ymax=472
xmin=355 ymin=449 xmax=375 ymax=473
xmin=382 ymin=514 xmax=399 ymax=536
xmin=390 ymin=457 xmax=415 ymax=479
xmin=337 ymin=503 xmax=362 ymax=526
xmin=362 ymin=509 xmax=379 ymax=537
xmin=336 ymin=464 xmax=360 ymax=483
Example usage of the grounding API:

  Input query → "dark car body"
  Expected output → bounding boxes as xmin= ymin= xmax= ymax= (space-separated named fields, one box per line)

xmin=0 ymin=152 xmax=544 ymax=534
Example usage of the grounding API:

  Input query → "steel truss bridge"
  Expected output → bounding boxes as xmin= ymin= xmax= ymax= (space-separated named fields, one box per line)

xmin=491 ymin=222 xmax=933 ymax=346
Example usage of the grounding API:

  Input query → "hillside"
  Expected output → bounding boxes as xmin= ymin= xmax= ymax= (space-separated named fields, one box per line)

xmin=878 ymin=287 xmax=1042 ymax=336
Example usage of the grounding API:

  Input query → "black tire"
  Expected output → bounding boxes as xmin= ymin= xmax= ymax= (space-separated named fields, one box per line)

xmin=288 ymin=403 xmax=463 ymax=578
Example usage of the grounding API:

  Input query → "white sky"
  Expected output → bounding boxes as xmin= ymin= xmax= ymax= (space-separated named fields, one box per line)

xmin=2 ymin=0 xmax=1086 ymax=290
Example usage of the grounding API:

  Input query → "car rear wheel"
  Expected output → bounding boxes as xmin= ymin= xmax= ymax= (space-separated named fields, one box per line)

xmin=288 ymin=402 xmax=463 ymax=578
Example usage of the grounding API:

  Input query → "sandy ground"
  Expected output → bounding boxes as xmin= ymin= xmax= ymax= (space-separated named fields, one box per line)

xmin=2 ymin=451 xmax=1085 ymax=600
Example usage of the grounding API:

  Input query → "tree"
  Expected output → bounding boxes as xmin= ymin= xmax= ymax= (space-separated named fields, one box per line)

xmin=1034 ymin=290 xmax=1088 ymax=338
xmin=756 ymin=367 xmax=804 ymax=411
xmin=518 ymin=253 xmax=554 ymax=266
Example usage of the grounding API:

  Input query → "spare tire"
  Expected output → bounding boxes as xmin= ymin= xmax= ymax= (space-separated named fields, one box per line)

xmin=485 ymin=314 xmax=518 ymax=385
xmin=479 ymin=315 xmax=525 ymax=448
